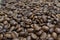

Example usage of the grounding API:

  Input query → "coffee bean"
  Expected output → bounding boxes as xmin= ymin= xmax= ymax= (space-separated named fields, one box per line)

xmin=4 ymin=33 xmax=12 ymax=38
xmin=36 ymin=30 xmax=43 ymax=36
xmin=40 ymin=32 xmax=47 ymax=39
xmin=57 ymin=3 xmax=60 ymax=7
xmin=55 ymin=28 xmax=60 ymax=33
xmin=49 ymin=28 xmax=54 ymax=33
xmin=9 ymin=26 xmax=15 ymax=32
xmin=10 ymin=20 xmax=17 ymax=25
xmin=31 ymin=33 xmax=37 ymax=39
xmin=3 ymin=21 xmax=8 ymax=24
xmin=27 ymin=28 xmax=34 ymax=33
xmin=52 ymin=32 xmax=57 ymax=39
xmin=27 ymin=36 xmax=31 ymax=40
xmin=0 ymin=0 xmax=60 ymax=40
xmin=42 ymin=26 xmax=49 ymax=31
xmin=0 ymin=34 xmax=3 ymax=39
xmin=0 ymin=16 xmax=4 ymax=22
xmin=13 ymin=38 xmax=19 ymax=40
xmin=47 ymin=34 xmax=51 ymax=38
xmin=31 ymin=24 xmax=41 ymax=31
xmin=23 ymin=38 xmax=26 ymax=40
xmin=48 ymin=37 xmax=54 ymax=40
xmin=57 ymin=35 xmax=60 ymax=40
xmin=11 ymin=32 xmax=17 ymax=38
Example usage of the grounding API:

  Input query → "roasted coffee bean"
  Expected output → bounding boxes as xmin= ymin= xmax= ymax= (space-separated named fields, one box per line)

xmin=0 ymin=25 xmax=3 ymax=30
xmin=11 ymin=32 xmax=17 ymax=38
xmin=55 ymin=28 xmax=60 ymax=33
xmin=10 ymin=20 xmax=17 ymax=25
xmin=16 ymin=27 xmax=23 ymax=32
xmin=31 ymin=24 xmax=41 ymax=31
xmin=4 ymin=33 xmax=12 ymax=38
xmin=42 ymin=26 xmax=49 ymax=31
xmin=47 ymin=37 xmax=54 ymax=40
xmin=49 ymin=28 xmax=54 ymax=33
xmin=47 ymin=23 xmax=55 ymax=28
xmin=57 ymin=3 xmax=60 ymax=7
xmin=3 ymin=21 xmax=8 ymax=24
xmin=13 ymin=38 xmax=19 ymax=40
xmin=27 ymin=36 xmax=31 ymax=40
xmin=6 ymin=0 xmax=16 ymax=4
xmin=47 ymin=34 xmax=51 ymax=38
xmin=23 ymin=38 xmax=27 ymax=40
xmin=0 ymin=16 xmax=4 ymax=22
xmin=0 ymin=0 xmax=60 ymax=40
xmin=0 ymin=34 xmax=3 ymax=39
xmin=9 ymin=26 xmax=15 ymax=32
xmin=27 ymin=28 xmax=34 ymax=33
xmin=31 ymin=33 xmax=38 ymax=39
xmin=40 ymin=32 xmax=47 ymax=39
xmin=57 ymin=35 xmax=60 ymax=40
xmin=52 ymin=32 xmax=57 ymax=39
xmin=36 ymin=30 xmax=43 ymax=36
xmin=4 ymin=24 xmax=10 ymax=29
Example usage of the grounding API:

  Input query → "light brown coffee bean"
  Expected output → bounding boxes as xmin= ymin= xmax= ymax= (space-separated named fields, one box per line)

xmin=31 ymin=33 xmax=37 ymax=39
xmin=13 ymin=38 xmax=19 ymax=40
xmin=42 ymin=26 xmax=49 ymax=31
xmin=23 ymin=38 xmax=26 ymax=40
xmin=27 ymin=36 xmax=31 ymax=40
xmin=0 ymin=34 xmax=3 ymax=39
xmin=36 ymin=30 xmax=43 ymax=36
xmin=40 ymin=32 xmax=47 ymax=39
xmin=4 ymin=33 xmax=12 ymax=38
xmin=31 ymin=24 xmax=41 ymax=31
xmin=27 ymin=28 xmax=34 ymax=33
xmin=55 ymin=28 xmax=60 ymax=33
xmin=52 ymin=32 xmax=57 ymax=39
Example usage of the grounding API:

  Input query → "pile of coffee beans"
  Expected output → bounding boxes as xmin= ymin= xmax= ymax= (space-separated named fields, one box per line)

xmin=0 ymin=0 xmax=60 ymax=40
